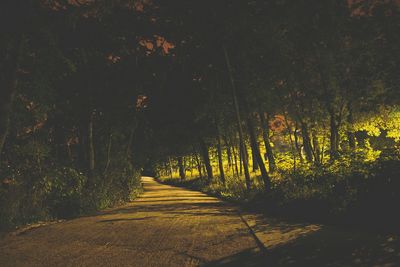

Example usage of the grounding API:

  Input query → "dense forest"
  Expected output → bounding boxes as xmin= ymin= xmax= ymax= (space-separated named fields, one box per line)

xmin=1 ymin=0 xmax=399 ymax=231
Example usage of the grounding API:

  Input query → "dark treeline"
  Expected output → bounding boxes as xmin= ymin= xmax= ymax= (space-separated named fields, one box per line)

xmin=1 ymin=0 xmax=399 ymax=230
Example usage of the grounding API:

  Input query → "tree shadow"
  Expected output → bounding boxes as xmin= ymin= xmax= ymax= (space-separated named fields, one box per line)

xmin=102 ymin=201 xmax=232 ymax=215
xmin=97 ymin=217 xmax=157 ymax=223
xmin=204 ymin=226 xmax=400 ymax=266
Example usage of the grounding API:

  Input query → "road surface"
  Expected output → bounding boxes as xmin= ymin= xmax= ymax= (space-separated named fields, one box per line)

xmin=0 ymin=177 xmax=399 ymax=266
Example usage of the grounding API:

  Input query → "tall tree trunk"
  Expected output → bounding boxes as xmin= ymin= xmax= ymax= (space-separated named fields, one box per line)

xmin=0 ymin=35 xmax=23 ymax=157
xmin=312 ymin=131 xmax=321 ymax=165
xmin=177 ymin=156 xmax=185 ymax=180
xmin=300 ymin=122 xmax=314 ymax=163
xmin=202 ymin=164 xmax=207 ymax=178
xmin=168 ymin=157 xmax=174 ymax=178
xmin=193 ymin=151 xmax=203 ymax=178
xmin=293 ymin=123 xmax=304 ymax=163
xmin=216 ymin=127 xmax=225 ymax=185
xmin=223 ymin=135 xmax=232 ymax=172
xmin=246 ymin=114 xmax=271 ymax=191
xmin=199 ymin=137 xmax=213 ymax=181
xmin=347 ymin=101 xmax=356 ymax=150
xmin=284 ymin=114 xmax=297 ymax=173
xmin=231 ymin=143 xmax=239 ymax=177
xmin=259 ymin=111 xmax=276 ymax=173
xmin=252 ymin=148 xmax=259 ymax=172
xmin=317 ymin=53 xmax=340 ymax=160
xmin=240 ymin=141 xmax=250 ymax=176
xmin=321 ymin=134 xmax=326 ymax=163
xmin=88 ymin=111 xmax=95 ymax=178
xmin=104 ymin=133 xmax=112 ymax=174
xmin=223 ymin=46 xmax=251 ymax=190
xmin=239 ymin=142 xmax=243 ymax=175
xmin=329 ymin=110 xmax=339 ymax=160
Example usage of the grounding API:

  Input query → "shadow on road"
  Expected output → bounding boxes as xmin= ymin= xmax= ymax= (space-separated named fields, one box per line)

xmin=205 ymin=226 xmax=400 ymax=266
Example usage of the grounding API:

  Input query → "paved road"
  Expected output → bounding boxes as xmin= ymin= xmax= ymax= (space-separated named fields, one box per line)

xmin=0 ymin=177 xmax=263 ymax=266
xmin=1 ymin=177 xmax=399 ymax=266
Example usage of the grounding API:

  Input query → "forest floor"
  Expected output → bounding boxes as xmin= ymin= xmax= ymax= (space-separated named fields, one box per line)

xmin=0 ymin=177 xmax=399 ymax=266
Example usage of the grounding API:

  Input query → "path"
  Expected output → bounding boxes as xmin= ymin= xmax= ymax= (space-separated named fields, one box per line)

xmin=0 ymin=177 xmax=399 ymax=266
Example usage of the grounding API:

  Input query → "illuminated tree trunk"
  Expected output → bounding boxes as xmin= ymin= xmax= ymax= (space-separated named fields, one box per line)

xmin=293 ymin=123 xmax=304 ymax=163
xmin=252 ymin=147 xmax=259 ymax=172
xmin=231 ymin=143 xmax=239 ymax=177
xmin=329 ymin=110 xmax=339 ymax=160
xmin=347 ymin=101 xmax=356 ymax=150
xmin=259 ymin=111 xmax=276 ymax=173
xmin=216 ymin=126 xmax=225 ymax=185
xmin=312 ymin=131 xmax=321 ymax=165
xmin=168 ymin=157 xmax=174 ymax=178
xmin=193 ymin=151 xmax=203 ymax=178
xmin=223 ymin=135 xmax=232 ymax=172
xmin=240 ymin=141 xmax=249 ymax=176
xmin=284 ymin=114 xmax=297 ymax=173
xmin=223 ymin=46 xmax=251 ymax=190
xmin=300 ymin=122 xmax=313 ymax=162
xmin=177 ymin=156 xmax=185 ymax=180
xmin=202 ymin=164 xmax=207 ymax=178
xmin=246 ymin=114 xmax=271 ymax=191
xmin=199 ymin=137 xmax=213 ymax=181
xmin=0 ymin=35 xmax=23 ymax=158
xmin=239 ymin=142 xmax=243 ymax=175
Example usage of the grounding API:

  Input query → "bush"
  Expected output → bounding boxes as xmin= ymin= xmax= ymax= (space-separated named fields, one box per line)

xmin=0 ymin=160 xmax=142 ymax=232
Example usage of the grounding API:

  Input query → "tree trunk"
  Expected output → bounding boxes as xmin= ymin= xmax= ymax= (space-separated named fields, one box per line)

xmin=246 ymin=114 xmax=271 ymax=191
xmin=347 ymin=101 xmax=356 ymax=150
xmin=252 ymin=147 xmax=259 ymax=172
xmin=202 ymin=164 xmax=207 ymax=178
xmin=312 ymin=131 xmax=321 ymax=165
xmin=88 ymin=111 xmax=95 ymax=178
xmin=177 ymin=156 xmax=185 ymax=180
xmin=104 ymin=133 xmax=112 ymax=174
xmin=223 ymin=135 xmax=232 ymax=172
xmin=168 ymin=157 xmax=174 ymax=178
xmin=240 ymin=141 xmax=250 ymax=176
xmin=223 ymin=46 xmax=251 ymax=190
xmin=216 ymin=128 xmax=225 ymax=185
xmin=284 ymin=114 xmax=297 ymax=173
xmin=193 ymin=151 xmax=203 ymax=178
xmin=300 ymin=122 xmax=314 ymax=163
xmin=293 ymin=123 xmax=304 ymax=163
xmin=239 ymin=142 xmax=243 ymax=175
xmin=329 ymin=110 xmax=339 ymax=160
xmin=259 ymin=111 xmax=276 ymax=173
xmin=321 ymin=135 xmax=326 ymax=163
xmin=231 ymin=143 xmax=239 ymax=177
xmin=199 ymin=137 xmax=213 ymax=181
xmin=0 ymin=35 xmax=23 ymax=157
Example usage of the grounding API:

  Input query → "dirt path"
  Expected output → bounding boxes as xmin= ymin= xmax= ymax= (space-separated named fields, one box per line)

xmin=0 ymin=177 xmax=399 ymax=266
